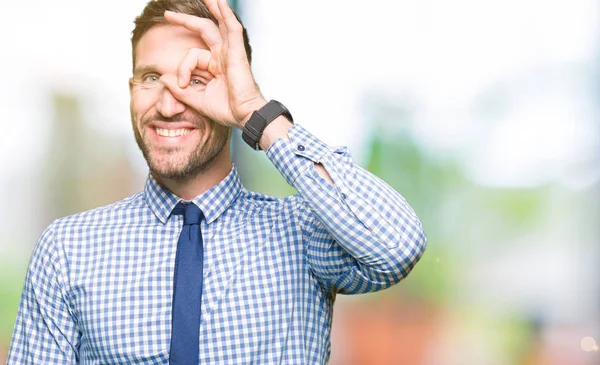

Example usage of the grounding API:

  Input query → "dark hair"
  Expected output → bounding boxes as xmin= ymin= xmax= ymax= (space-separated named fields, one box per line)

xmin=131 ymin=0 xmax=252 ymax=71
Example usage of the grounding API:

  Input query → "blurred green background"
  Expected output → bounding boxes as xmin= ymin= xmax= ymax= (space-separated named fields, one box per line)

xmin=1 ymin=0 xmax=598 ymax=364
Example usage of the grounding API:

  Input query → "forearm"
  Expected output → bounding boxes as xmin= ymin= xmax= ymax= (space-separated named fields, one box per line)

xmin=265 ymin=124 xmax=427 ymax=288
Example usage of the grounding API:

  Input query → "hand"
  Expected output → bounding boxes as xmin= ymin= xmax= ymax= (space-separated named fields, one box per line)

xmin=161 ymin=0 xmax=266 ymax=129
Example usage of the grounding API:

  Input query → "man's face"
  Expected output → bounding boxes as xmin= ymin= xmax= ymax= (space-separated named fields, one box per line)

xmin=130 ymin=24 xmax=229 ymax=181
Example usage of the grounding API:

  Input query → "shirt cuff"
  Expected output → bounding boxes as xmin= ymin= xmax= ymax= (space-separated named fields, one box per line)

xmin=265 ymin=124 xmax=330 ymax=186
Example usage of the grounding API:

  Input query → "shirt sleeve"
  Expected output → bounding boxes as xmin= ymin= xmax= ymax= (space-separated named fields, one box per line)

xmin=7 ymin=223 xmax=80 ymax=364
xmin=266 ymin=124 xmax=427 ymax=295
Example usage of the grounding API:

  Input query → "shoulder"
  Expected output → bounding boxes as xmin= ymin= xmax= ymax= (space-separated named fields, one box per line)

xmin=51 ymin=191 xmax=146 ymax=233
xmin=29 ymin=192 xmax=146 ymax=276
xmin=228 ymin=188 xmax=314 ymax=227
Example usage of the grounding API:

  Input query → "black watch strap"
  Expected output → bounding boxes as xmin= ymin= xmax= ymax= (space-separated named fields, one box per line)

xmin=242 ymin=100 xmax=293 ymax=150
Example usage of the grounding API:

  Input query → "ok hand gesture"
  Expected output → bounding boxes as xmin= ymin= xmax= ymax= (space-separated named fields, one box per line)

xmin=161 ymin=0 xmax=266 ymax=129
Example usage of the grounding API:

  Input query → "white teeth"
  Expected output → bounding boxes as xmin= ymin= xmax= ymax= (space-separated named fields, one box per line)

xmin=155 ymin=128 xmax=191 ymax=137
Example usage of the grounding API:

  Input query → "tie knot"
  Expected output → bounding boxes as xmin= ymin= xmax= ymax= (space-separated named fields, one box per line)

xmin=173 ymin=202 xmax=203 ymax=226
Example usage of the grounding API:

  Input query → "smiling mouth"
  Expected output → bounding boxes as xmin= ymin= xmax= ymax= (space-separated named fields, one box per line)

xmin=155 ymin=128 xmax=192 ymax=137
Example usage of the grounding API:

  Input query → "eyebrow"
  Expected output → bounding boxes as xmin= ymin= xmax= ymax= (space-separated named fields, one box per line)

xmin=133 ymin=64 xmax=160 ymax=77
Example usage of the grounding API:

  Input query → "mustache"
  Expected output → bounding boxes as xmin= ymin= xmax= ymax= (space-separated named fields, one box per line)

xmin=141 ymin=113 xmax=203 ymax=126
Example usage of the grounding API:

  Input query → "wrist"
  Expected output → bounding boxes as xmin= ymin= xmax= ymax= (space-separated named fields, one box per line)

xmin=238 ymin=98 xmax=268 ymax=129
xmin=241 ymin=100 xmax=294 ymax=150
xmin=258 ymin=116 xmax=293 ymax=151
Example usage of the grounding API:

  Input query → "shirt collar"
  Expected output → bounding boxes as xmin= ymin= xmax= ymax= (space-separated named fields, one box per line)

xmin=144 ymin=165 xmax=243 ymax=224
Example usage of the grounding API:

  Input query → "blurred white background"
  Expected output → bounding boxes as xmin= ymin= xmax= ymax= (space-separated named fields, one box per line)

xmin=0 ymin=0 xmax=598 ymax=363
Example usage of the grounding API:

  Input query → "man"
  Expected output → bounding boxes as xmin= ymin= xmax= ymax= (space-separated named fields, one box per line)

xmin=8 ymin=0 xmax=426 ymax=363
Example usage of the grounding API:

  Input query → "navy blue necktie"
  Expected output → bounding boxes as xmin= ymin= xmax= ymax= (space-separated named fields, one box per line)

xmin=169 ymin=202 xmax=204 ymax=365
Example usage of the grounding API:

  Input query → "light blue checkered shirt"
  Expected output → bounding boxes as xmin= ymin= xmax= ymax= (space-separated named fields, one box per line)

xmin=8 ymin=125 xmax=426 ymax=364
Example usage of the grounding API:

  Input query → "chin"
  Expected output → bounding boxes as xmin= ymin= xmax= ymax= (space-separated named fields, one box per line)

xmin=147 ymin=153 xmax=189 ymax=178
xmin=149 ymin=152 xmax=217 ymax=182
xmin=150 ymin=165 xmax=195 ymax=181
xmin=138 ymin=128 xmax=229 ymax=182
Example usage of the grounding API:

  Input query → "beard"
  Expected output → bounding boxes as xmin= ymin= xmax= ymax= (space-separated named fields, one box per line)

xmin=132 ymin=112 xmax=230 ymax=182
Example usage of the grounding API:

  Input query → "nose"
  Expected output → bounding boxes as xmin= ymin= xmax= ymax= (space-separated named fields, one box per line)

xmin=155 ymin=76 xmax=186 ymax=118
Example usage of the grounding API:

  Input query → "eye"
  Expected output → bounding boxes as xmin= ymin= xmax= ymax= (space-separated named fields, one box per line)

xmin=189 ymin=77 xmax=207 ymax=90
xmin=142 ymin=74 xmax=160 ymax=84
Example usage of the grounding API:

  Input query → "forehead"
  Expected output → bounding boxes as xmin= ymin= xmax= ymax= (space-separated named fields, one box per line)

xmin=134 ymin=24 xmax=208 ymax=73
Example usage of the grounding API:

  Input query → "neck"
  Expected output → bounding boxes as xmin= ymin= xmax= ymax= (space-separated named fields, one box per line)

xmin=152 ymin=147 xmax=233 ymax=201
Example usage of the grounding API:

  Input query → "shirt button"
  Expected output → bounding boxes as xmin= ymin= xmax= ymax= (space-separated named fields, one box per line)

xmin=297 ymin=144 xmax=306 ymax=151
xmin=341 ymin=193 xmax=347 ymax=199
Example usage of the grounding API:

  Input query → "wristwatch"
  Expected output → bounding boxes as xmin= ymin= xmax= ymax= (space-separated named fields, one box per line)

xmin=242 ymin=100 xmax=293 ymax=150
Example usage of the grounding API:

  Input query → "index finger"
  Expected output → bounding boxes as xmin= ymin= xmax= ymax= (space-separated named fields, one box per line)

xmin=164 ymin=11 xmax=222 ymax=50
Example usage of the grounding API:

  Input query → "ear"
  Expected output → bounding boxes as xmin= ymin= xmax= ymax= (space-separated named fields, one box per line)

xmin=129 ymin=78 xmax=134 ymax=96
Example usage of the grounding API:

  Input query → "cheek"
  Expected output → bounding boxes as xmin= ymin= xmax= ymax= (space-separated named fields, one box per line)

xmin=130 ymin=92 xmax=156 ymax=123
xmin=129 ymin=101 xmax=137 ymax=121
